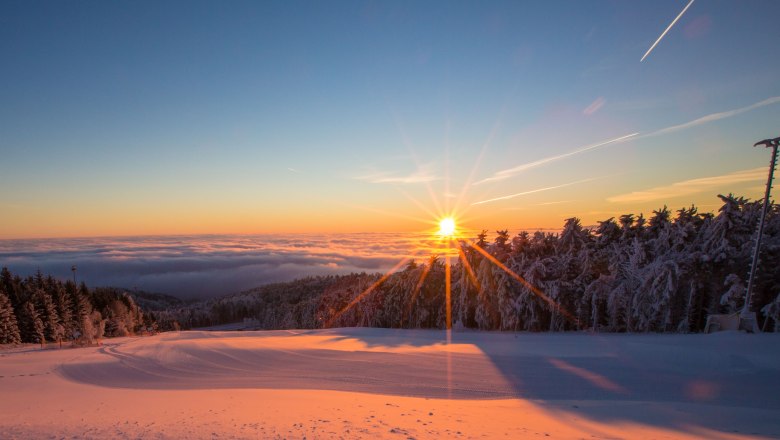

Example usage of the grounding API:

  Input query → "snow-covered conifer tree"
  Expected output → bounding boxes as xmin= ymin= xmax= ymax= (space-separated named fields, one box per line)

xmin=474 ymin=257 xmax=500 ymax=330
xmin=21 ymin=301 xmax=45 ymax=344
xmin=53 ymin=285 xmax=74 ymax=336
xmin=762 ymin=293 xmax=780 ymax=332
xmin=0 ymin=289 xmax=21 ymax=344
xmin=35 ymin=289 xmax=62 ymax=342
xmin=720 ymin=274 xmax=746 ymax=313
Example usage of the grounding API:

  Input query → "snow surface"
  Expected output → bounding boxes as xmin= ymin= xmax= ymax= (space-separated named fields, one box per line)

xmin=1 ymin=328 xmax=779 ymax=439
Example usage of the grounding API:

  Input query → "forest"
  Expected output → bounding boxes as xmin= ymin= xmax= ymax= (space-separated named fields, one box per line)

xmin=169 ymin=194 xmax=780 ymax=333
xmin=0 ymin=268 xmax=164 ymax=344
xmin=2 ymin=193 xmax=780 ymax=345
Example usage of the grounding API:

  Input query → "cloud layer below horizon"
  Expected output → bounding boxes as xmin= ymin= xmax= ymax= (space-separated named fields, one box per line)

xmin=0 ymin=234 xmax=460 ymax=300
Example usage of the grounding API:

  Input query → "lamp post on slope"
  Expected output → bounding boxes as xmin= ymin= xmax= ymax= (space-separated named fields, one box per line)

xmin=744 ymin=137 xmax=780 ymax=325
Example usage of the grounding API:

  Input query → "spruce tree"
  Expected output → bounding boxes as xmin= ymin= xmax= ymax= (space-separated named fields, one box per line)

xmin=0 ymin=290 xmax=21 ymax=344
xmin=71 ymin=289 xmax=92 ymax=341
xmin=36 ymin=289 xmax=63 ymax=342
xmin=53 ymin=285 xmax=74 ymax=337
xmin=0 ymin=267 xmax=13 ymax=298
xmin=21 ymin=302 xmax=45 ymax=344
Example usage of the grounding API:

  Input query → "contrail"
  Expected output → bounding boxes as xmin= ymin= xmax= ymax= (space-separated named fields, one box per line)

xmin=640 ymin=0 xmax=695 ymax=62
xmin=471 ymin=177 xmax=599 ymax=206
xmin=644 ymin=96 xmax=780 ymax=137
xmin=474 ymin=133 xmax=638 ymax=185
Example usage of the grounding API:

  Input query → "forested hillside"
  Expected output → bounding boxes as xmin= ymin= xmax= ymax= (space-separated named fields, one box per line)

xmin=3 ymin=194 xmax=779 ymax=342
xmin=168 ymin=194 xmax=780 ymax=333
xmin=0 ymin=268 xmax=156 ymax=344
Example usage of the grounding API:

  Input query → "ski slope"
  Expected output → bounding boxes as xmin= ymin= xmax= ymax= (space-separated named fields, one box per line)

xmin=1 ymin=328 xmax=778 ymax=439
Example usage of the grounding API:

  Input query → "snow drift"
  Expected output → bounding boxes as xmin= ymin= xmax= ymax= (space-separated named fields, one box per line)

xmin=2 ymin=328 xmax=779 ymax=439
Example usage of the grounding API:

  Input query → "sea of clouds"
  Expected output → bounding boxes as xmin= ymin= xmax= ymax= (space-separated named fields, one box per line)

xmin=0 ymin=233 xmax=461 ymax=299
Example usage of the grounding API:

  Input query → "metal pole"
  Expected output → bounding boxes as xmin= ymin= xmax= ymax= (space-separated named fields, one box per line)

xmin=744 ymin=137 xmax=780 ymax=316
xmin=71 ymin=265 xmax=77 ymax=286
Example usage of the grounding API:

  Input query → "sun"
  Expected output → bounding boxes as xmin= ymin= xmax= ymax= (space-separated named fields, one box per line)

xmin=437 ymin=217 xmax=456 ymax=237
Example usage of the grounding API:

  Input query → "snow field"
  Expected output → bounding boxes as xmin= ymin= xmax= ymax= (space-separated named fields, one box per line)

xmin=1 ymin=328 xmax=778 ymax=439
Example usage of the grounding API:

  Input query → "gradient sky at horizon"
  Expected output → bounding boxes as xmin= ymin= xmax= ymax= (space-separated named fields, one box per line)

xmin=2 ymin=0 xmax=780 ymax=239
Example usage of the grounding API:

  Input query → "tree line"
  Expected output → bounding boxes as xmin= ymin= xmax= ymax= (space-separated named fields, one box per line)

xmin=0 ymin=267 xmax=155 ymax=345
xmin=171 ymin=194 xmax=780 ymax=333
xmin=3 ymin=193 xmax=779 ymax=342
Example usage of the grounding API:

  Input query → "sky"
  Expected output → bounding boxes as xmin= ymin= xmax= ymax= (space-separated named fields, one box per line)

xmin=2 ymin=0 xmax=780 ymax=240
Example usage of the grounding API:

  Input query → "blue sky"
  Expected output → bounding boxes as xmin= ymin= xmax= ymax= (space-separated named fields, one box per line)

xmin=2 ymin=0 xmax=780 ymax=238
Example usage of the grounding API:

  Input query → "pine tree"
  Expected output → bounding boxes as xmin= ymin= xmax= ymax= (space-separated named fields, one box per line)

xmin=558 ymin=217 xmax=588 ymax=254
xmin=91 ymin=310 xmax=106 ymax=344
xmin=720 ymin=274 xmax=746 ymax=313
xmin=33 ymin=269 xmax=45 ymax=290
xmin=516 ymin=257 xmax=551 ymax=331
xmin=582 ymin=274 xmax=614 ymax=331
xmin=474 ymin=258 xmax=499 ymax=329
xmin=34 ymin=289 xmax=62 ymax=342
xmin=0 ymin=289 xmax=21 ymax=344
xmin=761 ymin=293 xmax=780 ymax=332
xmin=1 ymin=267 xmax=14 ymax=298
xmin=72 ymin=291 xmax=93 ymax=341
xmin=20 ymin=302 xmax=45 ymax=344
xmin=494 ymin=230 xmax=511 ymax=262
xmin=53 ymin=285 xmax=74 ymax=337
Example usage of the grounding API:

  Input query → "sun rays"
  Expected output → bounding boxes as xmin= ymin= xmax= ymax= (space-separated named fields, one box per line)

xmin=437 ymin=217 xmax=456 ymax=237
xmin=323 ymin=201 xmax=581 ymax=332
xmin=325 ymin=115 xmax=587 ymax=335
xmin=321 ymin=155 xmax=587 ymax=400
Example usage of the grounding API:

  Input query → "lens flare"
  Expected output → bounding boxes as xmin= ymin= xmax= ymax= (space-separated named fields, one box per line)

xmin=438 ymin=217 xmax=456 ymax=237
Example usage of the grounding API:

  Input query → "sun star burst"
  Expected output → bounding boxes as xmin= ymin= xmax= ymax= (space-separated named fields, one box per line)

xmin=438 ymin=217 xmax=456 ymax=237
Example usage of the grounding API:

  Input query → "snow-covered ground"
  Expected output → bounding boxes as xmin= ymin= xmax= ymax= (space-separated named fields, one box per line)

xmin=1 ymin=329 xmax=778 ymax=439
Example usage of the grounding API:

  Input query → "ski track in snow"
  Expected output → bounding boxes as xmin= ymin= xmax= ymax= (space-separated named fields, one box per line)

xmin=1 ymin=328 xmax=779 ymax=439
